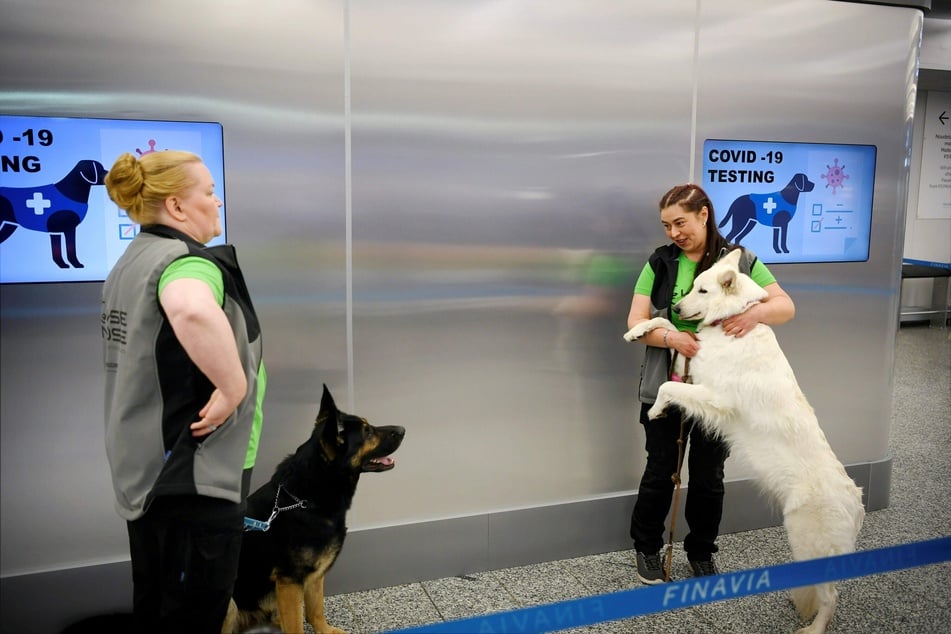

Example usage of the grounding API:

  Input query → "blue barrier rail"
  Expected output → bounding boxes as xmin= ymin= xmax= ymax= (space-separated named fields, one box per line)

xmin=903 ymin=258 xmax=951 ymax=271
xmin=385 ymin=536 xmax=950 ymax=633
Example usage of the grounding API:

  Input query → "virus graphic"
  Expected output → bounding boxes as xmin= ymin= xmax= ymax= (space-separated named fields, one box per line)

xmin=136 ymin=139 xmax=158 ymax=156
xmin=821 ymin=158 xmax=849 ymax=195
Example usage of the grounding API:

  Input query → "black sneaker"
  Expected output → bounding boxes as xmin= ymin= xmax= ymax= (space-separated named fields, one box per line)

xmin=688 ymin=557 xmax=719 ymax=577
xmin=635 ymin=551 xmax=666 ymax=585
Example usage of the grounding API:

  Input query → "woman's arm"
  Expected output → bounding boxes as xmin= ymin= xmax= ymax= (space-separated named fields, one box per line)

xmin=627 ymin=293 xmax=700 ymax=356
xmin=160 ymin=277 xmax=248 ymax=436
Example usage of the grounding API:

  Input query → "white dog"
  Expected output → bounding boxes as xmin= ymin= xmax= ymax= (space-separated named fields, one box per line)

xmin=623 ymin=248 xmax=864 ymax=634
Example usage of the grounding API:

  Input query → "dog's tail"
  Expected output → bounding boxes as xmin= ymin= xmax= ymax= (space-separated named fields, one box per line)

xmin=791 ymin=582 xmax=839 ymax=632
xmin=790 ymin=585 xmax=819 ymax=619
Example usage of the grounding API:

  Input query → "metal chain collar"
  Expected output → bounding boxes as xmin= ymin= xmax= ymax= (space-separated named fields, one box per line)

xmin=243 ymin=483 xmax=308 ymax=532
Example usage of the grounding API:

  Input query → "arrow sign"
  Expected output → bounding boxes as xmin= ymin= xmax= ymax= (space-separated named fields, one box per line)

xmin=917 ymin=92 xmax=951 ymax=219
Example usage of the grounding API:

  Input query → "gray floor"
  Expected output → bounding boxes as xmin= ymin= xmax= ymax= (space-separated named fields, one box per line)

xmin=317 ymin=324 xmax=950 ymax=634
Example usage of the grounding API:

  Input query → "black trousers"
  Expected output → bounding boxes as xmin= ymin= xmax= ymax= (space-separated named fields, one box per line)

xmin=126 ymin=495 xmax=244 ymax=634
xmin=629 ymin=402 xmax=729 ymax=560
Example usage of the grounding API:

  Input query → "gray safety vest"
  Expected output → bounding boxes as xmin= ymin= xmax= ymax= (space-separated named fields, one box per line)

xmin=101 ymin=225 xmax=264 ymax=520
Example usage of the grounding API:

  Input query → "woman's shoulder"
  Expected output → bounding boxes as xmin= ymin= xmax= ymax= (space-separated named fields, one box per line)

xmin=648 ymin=242 xmax=680 ymax=265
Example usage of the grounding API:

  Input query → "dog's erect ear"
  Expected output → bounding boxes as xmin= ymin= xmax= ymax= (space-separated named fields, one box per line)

xmin=316 ymin=385 xmax=334 ymax=426
xmin=722 ymin=248 xmax=743 ymax=269
xmin=718 ymin=268 xmax=738 ymax=293
xmin=317 ymin=384 xmax=343 ymax=458
xmin=718 ymin=249 xmax=742 ymax=293
xmin=318 ymin=384 xmax=337 ymax=417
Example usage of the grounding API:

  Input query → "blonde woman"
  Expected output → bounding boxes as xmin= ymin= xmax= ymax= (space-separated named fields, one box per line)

xmin=102 ymin=151 xmax=266 ymax=632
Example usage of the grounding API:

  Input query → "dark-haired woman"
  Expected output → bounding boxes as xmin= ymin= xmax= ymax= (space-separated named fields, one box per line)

xmin=626 ymin=183 xmax=794 ymax=584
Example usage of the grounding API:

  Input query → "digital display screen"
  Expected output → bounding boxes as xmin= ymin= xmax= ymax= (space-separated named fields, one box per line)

xmin=702 ymin=139 xmax=876 ymax=264
xmin=0 ymin=115 xmax=226 ymax=284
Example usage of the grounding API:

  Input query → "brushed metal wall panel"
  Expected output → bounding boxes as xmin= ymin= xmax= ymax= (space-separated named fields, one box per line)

xmin=346 ymin=0 xmax=699 ymax=524
xmin=694 ymin=0 xmax=921 ymax=473
xmin=0 ymin=0 xmax=348 ymax=574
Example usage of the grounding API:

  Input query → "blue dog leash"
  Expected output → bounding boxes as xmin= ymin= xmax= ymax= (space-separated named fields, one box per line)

xmin=243 ymin=483 xmax=308 ymax=532
xmin=243 ymin=516 xmax=272 ymax=532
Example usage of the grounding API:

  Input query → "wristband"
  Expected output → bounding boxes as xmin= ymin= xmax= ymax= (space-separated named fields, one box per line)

xmin=663 ymin=330 xmax=670 ymax=348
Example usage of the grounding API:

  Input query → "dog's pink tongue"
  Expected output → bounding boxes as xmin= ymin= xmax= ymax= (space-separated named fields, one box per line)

xmin=376 ymin=456 xmax=395 ymax=466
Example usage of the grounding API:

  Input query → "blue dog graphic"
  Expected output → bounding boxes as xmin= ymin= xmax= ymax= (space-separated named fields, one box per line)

xmin=718 ymin=173 xmax=815 ymax=254
xmin=0 ymin=159 xmax=107 ymax=269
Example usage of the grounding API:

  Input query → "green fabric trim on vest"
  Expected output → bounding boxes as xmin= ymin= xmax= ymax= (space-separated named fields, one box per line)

xmin=245 ymin=362 xmax=267 ymax=469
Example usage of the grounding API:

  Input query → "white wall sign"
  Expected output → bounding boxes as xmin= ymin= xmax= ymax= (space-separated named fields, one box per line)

xmin=916 ymin=91 xmax=951 ymax=220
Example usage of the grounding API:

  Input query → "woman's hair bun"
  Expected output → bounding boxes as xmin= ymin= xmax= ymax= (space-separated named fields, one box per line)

xmin=104 ymin=153 xmax=145 ymax=218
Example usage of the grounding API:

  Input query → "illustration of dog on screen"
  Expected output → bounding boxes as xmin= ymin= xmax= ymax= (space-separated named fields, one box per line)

xmin=0 ymin=159 xmax=107 ymax=269
xmin=718 ymin=172 xmax=815 ymax=255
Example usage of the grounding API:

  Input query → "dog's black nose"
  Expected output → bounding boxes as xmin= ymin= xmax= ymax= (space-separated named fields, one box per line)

xmin=379 ymin=425 xmax=405 ymax=439
xmin=672 ymin=302 xmax=682 ymax=315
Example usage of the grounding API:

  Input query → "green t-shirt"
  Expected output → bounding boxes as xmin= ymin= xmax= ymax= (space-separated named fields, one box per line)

xmin=633 ymin=252 xmax=776 ymax=332
xmin=158 ymin=256 xmax=225 ymax=305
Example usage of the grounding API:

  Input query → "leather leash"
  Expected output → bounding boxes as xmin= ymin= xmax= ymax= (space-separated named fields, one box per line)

xmin=664 ymin=351 xmax=692 ymax=582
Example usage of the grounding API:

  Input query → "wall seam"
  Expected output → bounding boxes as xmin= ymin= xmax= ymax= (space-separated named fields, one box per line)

xmin=689 ymin=0 xmax=702 ymax=183
xmin=344 ymin=0 xmax=355 ymax=411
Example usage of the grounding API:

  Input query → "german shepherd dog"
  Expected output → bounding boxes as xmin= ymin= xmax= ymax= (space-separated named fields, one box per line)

xmin=222 ymin=385 xmax=405 ymax=634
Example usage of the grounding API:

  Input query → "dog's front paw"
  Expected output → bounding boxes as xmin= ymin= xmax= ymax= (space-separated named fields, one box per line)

xmin=624 ymin=319 xmax=656 ymax=342
xmin=624 ymin=317 xmax=677 ymax=343
xmin=624 ymin=322 xmax=656 ymax=342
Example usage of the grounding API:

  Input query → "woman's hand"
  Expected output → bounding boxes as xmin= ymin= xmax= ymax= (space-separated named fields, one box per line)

xmin=190 ymin=388 xmax=239 ymax=437
xmin=669 ymin=329 xmax=700 ymax=357
xmin=720 ymin=306 xmax=761 ymax=338
xmin=720 ymin=282 xmax=795 ymax=337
